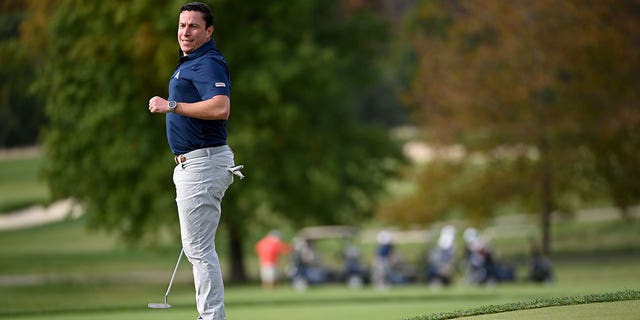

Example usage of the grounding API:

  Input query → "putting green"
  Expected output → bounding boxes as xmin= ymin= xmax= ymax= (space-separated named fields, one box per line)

xmin=460 ymin=300 xmax=639 ymax=320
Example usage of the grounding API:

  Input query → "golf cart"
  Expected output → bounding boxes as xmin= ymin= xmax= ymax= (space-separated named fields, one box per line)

xmin=288 ymin=225 xmax=369 ymax=290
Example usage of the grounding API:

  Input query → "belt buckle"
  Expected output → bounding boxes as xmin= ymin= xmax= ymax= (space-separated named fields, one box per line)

xmin=174 ymin=155 xmax=187 ymax=164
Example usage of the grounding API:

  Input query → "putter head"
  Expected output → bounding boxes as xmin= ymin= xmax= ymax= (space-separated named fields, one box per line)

xmin=148 ymin=302 xmax=172 ymax=309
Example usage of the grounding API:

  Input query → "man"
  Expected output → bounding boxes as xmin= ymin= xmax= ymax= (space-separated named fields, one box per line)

xmin=254 ymin=230 xmax=291 ymax=289
xmin=148 ymin=2 xmax=238 ymax=319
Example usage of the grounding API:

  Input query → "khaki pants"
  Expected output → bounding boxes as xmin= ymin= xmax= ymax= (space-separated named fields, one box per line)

xmin=174 ymin=146 xmax=235 ymax=320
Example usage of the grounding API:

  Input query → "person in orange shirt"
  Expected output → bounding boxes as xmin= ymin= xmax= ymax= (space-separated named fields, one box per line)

xmin=254 ymin=230 xmax=291 ymax=289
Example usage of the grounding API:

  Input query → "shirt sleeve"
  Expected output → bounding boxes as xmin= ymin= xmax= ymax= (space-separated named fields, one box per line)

xmin=193 ymin=56 xmax=231 ymax=100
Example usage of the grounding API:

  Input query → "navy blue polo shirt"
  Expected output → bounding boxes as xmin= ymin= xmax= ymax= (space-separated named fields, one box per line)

xmin=166 ymin=39 xmax=231 ymax=155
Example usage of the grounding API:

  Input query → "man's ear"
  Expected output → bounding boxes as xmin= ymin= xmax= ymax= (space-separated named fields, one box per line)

xmin=207 ymin=26 xmax=215 ymax=37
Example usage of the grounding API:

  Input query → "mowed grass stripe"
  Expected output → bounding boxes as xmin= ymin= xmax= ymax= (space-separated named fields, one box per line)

xmin=460 ymin=300 xmax=639 ymax=320
xmin=406 ymin=289 xmax=640 ymax=320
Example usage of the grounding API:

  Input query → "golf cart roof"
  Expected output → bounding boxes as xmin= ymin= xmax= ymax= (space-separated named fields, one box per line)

xmin=295 ymin=225 xmax=358 ymax=240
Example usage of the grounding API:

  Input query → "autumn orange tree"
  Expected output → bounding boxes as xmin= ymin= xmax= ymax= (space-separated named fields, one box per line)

xmin=384 ymin=0 xmax=640 ymax=254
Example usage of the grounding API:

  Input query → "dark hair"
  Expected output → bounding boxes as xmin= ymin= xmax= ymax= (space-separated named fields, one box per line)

xmin=180 ymin=2 xmax=214 ymax=28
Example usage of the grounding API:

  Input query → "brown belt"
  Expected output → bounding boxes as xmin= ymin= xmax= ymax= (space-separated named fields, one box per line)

xmin=174 ymin=146 xmax=227 ymax=164
xmin=174 ymin=155 xmax=188 ymax=164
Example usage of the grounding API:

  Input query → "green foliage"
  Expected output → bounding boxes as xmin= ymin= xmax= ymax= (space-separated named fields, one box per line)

xmin=33 ymin=0 xmax=402 ymax=254
xmin=36 ymin=0 xmax=186 ymax=243
xmin=0 ymin=2 xmax=45 ymax=147
xmin=214 ymin=1 xmax=403 ymax=228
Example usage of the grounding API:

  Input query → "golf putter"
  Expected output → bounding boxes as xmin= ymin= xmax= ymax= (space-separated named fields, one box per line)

xmin=148 ymin=248 xmax=183 ymax=309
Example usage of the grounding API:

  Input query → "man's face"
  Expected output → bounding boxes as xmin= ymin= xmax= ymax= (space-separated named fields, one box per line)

xmin=178 ymin=10 xmax=213 ymax=55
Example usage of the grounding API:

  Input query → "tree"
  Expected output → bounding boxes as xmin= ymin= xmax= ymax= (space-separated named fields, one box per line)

xmin=0 ymin=0 xmax=48 ymax=147
xmin=34 ymin=0 xmax=179 ymax=242
xmin=386 ymin=0 xmax=640 ymax=254
xmin=199 ymin=0 xmax=403 ymax=281
xmin=30 ymin=0 xmax=402 ymax=282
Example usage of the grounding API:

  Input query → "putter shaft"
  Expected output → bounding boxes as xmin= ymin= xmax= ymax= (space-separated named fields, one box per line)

xmin=148 ymin=248 xmax=183 ymax=309
xmin=165 ymin=248 xmax=184 ymax=303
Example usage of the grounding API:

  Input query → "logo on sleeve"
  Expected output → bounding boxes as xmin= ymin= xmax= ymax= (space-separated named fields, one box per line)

xmin=214 ymin=82 xmax=226 ymax=87
xmin=174 ymin=71 xmax=180 ymax=79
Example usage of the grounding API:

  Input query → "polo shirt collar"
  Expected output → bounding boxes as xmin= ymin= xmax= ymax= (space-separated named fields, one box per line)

xmin=179 ymin=39 xmax=216 ymax=60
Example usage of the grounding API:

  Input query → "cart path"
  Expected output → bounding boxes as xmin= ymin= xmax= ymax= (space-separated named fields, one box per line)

xmin=1 ymin=200 xmax=637 ymax=233
xmin=0 ymin=199 xmax=82 ymax=231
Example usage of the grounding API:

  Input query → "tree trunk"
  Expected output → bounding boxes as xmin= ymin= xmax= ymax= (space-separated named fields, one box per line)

xmin=225 ymin=218 xmax=247 ymax=283
xmin=540 ymin=140 xmax=553 ymax=256
xmin=541 ymin=185 xmax=552 ymax=256
xmin=618 ymin=205 xmax=631 ymax=221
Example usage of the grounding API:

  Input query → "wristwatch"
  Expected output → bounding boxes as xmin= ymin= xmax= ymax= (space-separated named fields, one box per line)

xmin=168 ymin=100 xmax=178 ymax=113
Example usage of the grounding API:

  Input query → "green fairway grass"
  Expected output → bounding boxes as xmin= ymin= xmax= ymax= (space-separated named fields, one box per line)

xmin=3 ymin=286 xmax=639 ymax=320
xmin=0 ymin=219 xmax=185 ymax=276
xmin=409 ymin=289 xmax=640 ymax=320
xmin=1 ymin=217 xmax=639 ymax=320
xmin=1 ymin=152 xmax=639 ymax=320
xmin=0 ymin=154 xmax=48 ymax=213
xmin=2 ymin=260 xmax=639 ymax=320
xmin=461 ymin=299 xmax=639 ymax=320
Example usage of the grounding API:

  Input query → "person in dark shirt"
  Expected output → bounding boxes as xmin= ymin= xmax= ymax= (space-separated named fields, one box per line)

xmin=148 ymin=2 xmax=241 ymax=319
